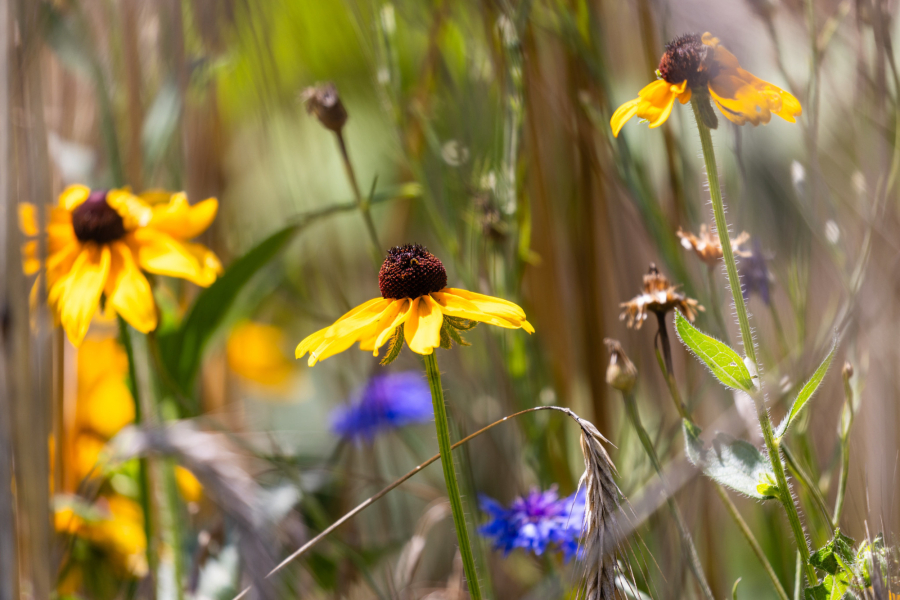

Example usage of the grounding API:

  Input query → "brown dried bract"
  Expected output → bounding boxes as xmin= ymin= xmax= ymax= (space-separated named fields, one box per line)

xmin=677 ymin=224 xmax=749 ymax=267
xmin=619 ymin=264 xmax=703 ymax=328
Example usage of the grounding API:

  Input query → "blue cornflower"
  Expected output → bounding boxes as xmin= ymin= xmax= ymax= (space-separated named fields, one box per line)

xmin=740 ymin=238 xmax=772 ymax=305
xmin=478 ymin=486 xmax=586 ymax=562
xmin=330 ymin=372 xmax=433 ymax=443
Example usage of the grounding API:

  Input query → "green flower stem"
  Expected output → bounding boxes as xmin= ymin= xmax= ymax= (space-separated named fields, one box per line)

xmin=423 ymin=353 xmax=482 ymax=600
xmin=691 ymin=97 xmax=818 ymax=587
xmin=833 ymin=371 xmax=855 ymax=528
xmin=781 ymin=443 xmax=833 ymax=535
xmin=336 ymin=130 xmax=382 ymax=261
xmin=715 ymin=485 xmax=790 ymax=600
xmin=621 ymin=391 xmax=714 ymax=600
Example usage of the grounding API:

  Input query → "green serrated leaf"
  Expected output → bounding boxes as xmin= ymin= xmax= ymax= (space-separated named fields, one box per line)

xmin=674 ymin=311 xmax=754 ymax=392
xmin=683 ymin=420 xmax=776 ymax=499
xmin=158 ymin=224 xmax=300 ymax=394
xmin=776 ymin=336 xmax=838 ymax=438
xmin=439 ymin=321 xmax=453 ymax=350
xmin=804 ymin=572 xmax=851 ymax=600
xmin=446 ymin=323 xmax=470 ymax=347
xmin=380 ymin=325 xmax=405 ymax=366
xmin=810 ymin=530 xmax=856 ymax=576
xmin=445 ymin=315 xmax=477 ymax=331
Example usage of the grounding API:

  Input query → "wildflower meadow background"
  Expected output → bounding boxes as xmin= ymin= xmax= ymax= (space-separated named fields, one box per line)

xmin=1 ymin=0 xmax=899 ymax=599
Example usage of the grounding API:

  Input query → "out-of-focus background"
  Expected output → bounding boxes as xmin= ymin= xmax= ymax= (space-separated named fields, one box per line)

xmin=1 ymin=0 xmax=897 ymax=598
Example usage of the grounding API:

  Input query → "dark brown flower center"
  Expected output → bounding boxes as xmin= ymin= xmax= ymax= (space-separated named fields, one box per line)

xmin=378 ymin=244 xmax=447 ymax=299
xmin=658 ymin=33 xmax=717 ymax=88
xmin=71 ymin=190 xmax=126 ymax=244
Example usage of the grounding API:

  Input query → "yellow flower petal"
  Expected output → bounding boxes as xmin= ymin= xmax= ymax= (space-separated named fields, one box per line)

xmin=175 ymin=466 xmax=203 ymax=503
xmin=433 ymin=290 xmax=534 ymax=333
xmin=149 ymin=193 xmax=218 ymax=240
xmin=52 ymin=244 xmax=111 ymax=347
xmin=22 ymin=240 xmax=40 ymax=275
xmin=48 ymin=207 xmax=76 ymax=254
xmin=295 ymin=298 xmax=394 ymax=365
xmin=46 ymin=240 xmax=82 ymax=289
xmin=364 ymin=298 xmax=413 ymax=354
xmin=19 ymin=203 xmax=38 ymax=237
xmin=80 ymin=376 xmax=135 ymax=438
xmin=105 ymin=189 xmax=153 ymax=230
xmin=128 ymin=229 xmax=206 ymax=285
xmin=59 ymin=184 xmax=90 ymax=211
xmin=404 ymin=295 xmax=443 ymax=355
xmin=180 ymin=241 xmax=222 ymax=287
xmin=104 ymin=242 xmax=157 ymax=334
xmin=611 ymin=98 xmax=640 ymax=138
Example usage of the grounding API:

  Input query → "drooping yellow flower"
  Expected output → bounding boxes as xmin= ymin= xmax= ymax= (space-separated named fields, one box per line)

xmin=47 ymin=185 xmax=222 ymax=346
xmin=296 ymin=244 xmax=533 ymax=365
xmin=611 ymin=32 xmax=801 ymax=137
xmin=227 ymin=321 xmax=294 ymax=386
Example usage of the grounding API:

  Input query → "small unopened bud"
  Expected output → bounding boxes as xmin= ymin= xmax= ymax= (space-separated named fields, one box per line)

xmin=604 ymin=338 xmax=637 ymax=394
xmin=842 ymin=361 xmax=853 ymax=380
xmin=301 ymin=82 xmax=348 ymax=133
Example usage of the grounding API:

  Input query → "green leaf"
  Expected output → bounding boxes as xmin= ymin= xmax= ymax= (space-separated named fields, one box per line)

xmin=776 ymin=336 xmax=838 ymax=438
xmin=158 ymin=224 xmax=300 ymax=393
xmin=674 ymin=311 xmax=754 ymax=392
xmin=439 ymin=321 xmax=453 ymax=350
xmin=804 ymin=572 xmax=852 ymax=600
xmin=683 ymin=420 xmax=776 ymax=500
xmin=731 ymin=578 xmax=741 ymax=600
xmin=379 ymin=325 xmax=405 ymax=366
xmin=810 ymin=530 xmax=856 ymax=576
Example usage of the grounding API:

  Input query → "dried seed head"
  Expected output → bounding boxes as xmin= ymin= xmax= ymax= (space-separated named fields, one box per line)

xmin=378 ymin=244 xmax=448 ymax=299
xmin=301 ymin=82 xmax=348 ymax=133
xmin=658 ymin=33 xmax=718 ymax=88
xmin=71 ymin=190 xmax=127 ymax=244
xmin=619 ymin=264 xmax=704 ymax=328
xmin=677 ymin=224 xmax=750 ymax=267
xmin=603 ymin=339 xmax=637 ymax=394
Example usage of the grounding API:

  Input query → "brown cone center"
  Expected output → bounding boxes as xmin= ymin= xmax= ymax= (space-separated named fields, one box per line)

xmin=378 ymin=244 xmax=447 ymax=299
xmin=72 ymin=190 xmax=126 ymax=244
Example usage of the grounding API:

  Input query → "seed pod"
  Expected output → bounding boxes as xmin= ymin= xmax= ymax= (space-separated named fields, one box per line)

xmin=301 ymin=82 xmax=348 ymax=133
xmin=604 ymin=339 xmax=637 ymax=394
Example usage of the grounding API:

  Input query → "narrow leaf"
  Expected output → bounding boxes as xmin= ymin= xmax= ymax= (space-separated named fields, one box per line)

xmin=158 ymin=224 xmax=300 ymax=392
xmin=776 ymin=336 xmax=839 ymax=438
xmin=674 ymin=311 xmax=754 ymax=392
xmin=683 ymin=420 xmax=776 ymax=500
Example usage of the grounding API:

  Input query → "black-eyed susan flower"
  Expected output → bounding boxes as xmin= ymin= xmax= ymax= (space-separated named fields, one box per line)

xmin=611 ymin=32 xmax=801 ymax=137
xmin=677 ymin=224 xmax=750 ymax=268
xmin=295 ymin=244 xmax=533 ymax=365
xmin=47 ymin=185 xmax=222 ymax=346
xmin=620 ymin=264 xmax=703 ymax=328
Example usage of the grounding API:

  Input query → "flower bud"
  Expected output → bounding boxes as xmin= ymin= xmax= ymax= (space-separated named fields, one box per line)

xmin=604 ymin=338 xmax=637 ymax=394
xmin=301 ymin=82 xmax=348 ymax=133
xmin=842 ymin=361 xmax=853 ymax=380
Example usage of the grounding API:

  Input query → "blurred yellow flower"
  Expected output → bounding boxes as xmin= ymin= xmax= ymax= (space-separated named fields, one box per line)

xmin=296 ymin=244 xmax=533 ymax=365
xmin=55 ymin=495 xmax=148 ymax=577
xmin=77 ymin=337 xmax=134 ymax=439
xmin=175 ymin=466 xmax=203 ymax=503
xmin=227 ymin=321 xmax=294 ymax=386
xmin=611 ymin=32 xmax=801 ymax=137
xmin=47 ymin=185 xmax=222 ymax=346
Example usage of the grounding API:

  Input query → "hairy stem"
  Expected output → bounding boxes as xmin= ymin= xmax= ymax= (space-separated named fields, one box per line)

xmin=691 ymin=97 xmax=817 ymax=587
xmin=782 ymin=443 xmax=833 ymax=535
xmin=716 ymin=485 xmax=790 ymax=600
xmin=622 ymin=391 xmax=714 ymax=600
xmin=423 ymin=353 xmax=482 ymax=600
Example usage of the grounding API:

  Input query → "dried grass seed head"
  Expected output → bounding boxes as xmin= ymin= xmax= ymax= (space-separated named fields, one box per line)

xmin=619 ymin=264 xmax=703 ymax=328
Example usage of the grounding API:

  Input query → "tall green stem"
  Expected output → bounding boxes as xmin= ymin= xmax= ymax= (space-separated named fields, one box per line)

xmin=621 ymin=392 xmax=714 ymax=600
xmin=691 ymin=98 xmax=817 ymax=587
xmin=423 ymin=353 xmax=482 ymax=600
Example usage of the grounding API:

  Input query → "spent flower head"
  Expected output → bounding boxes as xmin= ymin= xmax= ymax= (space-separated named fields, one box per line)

xmin=301 ymin=82 xmax=348 ymax=133
xmin=619 ymin=264 xmax=703 ymax=329
xmin=611 ymin=32 xmax=801 ymax=136
xmin=478 ymin=486 xmax=586 ymax=562
xmin=678 ymin=224 xmax=750 ymax=268
xmin=330 ymin=372 xmax=433 ymax=443
xmin=295 ymin=244 xmax=533 ymax=365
